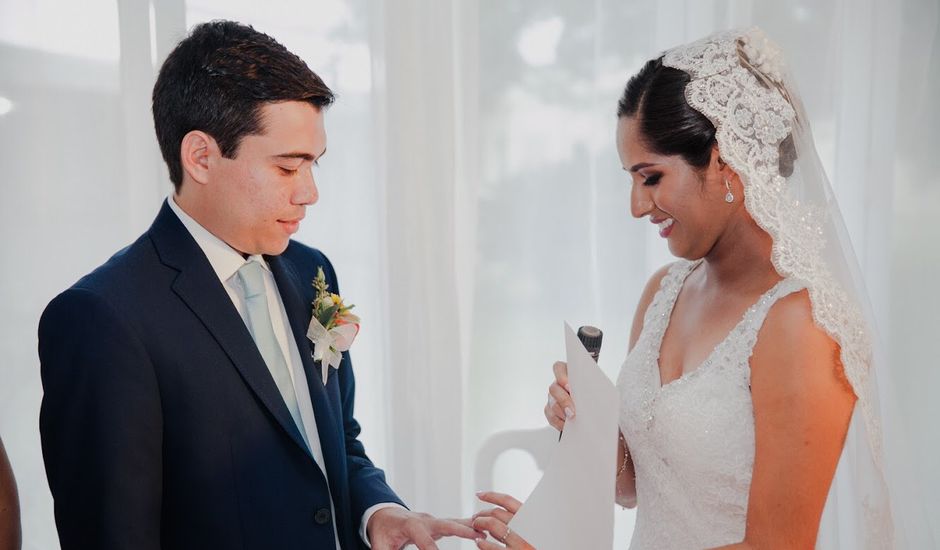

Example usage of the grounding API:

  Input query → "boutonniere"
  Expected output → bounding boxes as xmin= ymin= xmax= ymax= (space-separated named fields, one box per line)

xmin=306 ymin=267 xmax=360 ymax=385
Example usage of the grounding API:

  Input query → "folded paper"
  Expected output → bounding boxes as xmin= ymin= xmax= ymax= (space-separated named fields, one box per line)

xmin=509 ymin=322 xmax=619 ymax=550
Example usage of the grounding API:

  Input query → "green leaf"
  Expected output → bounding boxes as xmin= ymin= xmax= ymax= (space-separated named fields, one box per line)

xmin=313 ymin=266 xmax=330 ymax=296
xmin=317 ymin=304 xmax=339 ymax=327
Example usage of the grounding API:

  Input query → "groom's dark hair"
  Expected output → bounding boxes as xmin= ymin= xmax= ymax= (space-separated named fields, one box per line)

xmin=152 ymin=20 xmax=335 ymax=191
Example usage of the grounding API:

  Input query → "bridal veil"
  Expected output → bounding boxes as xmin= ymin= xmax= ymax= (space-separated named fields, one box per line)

xmin=660 ymin=28 xmax=932 ymax=548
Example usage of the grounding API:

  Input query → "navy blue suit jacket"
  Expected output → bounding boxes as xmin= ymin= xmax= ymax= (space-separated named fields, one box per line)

xmin=39 ymin=201 xmax=404 ymax=550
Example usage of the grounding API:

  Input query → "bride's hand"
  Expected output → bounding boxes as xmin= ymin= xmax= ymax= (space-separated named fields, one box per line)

xmin=472 ymin=492 xmax=533 ymax=549
xmin=544 ymin=361 xmax=575 ymax=432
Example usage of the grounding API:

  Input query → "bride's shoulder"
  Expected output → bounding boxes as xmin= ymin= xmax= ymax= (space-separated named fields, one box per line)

xmin=760 ymin=287 xmax=823 ymax=346
xmin=751 ymin=287 xmax=851 ymax=395
xmin=629 ymin=262 xmax=679 ymax=349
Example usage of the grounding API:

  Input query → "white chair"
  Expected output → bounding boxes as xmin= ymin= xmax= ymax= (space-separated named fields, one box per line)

xmin=473 ymin=425 xmax=558 ymax=499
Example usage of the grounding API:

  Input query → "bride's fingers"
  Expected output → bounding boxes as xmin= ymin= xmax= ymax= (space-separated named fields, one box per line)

xmin=473 ymin=516 xmax=531 ymax=549
xmin=476 ymin=491 xmax=523 ymax=513
xmin=544 ymin=403 xmax=564 ymax=431
xmin=548 ymin=381 xmax=575 ymax=419
xmin=475 ymin=538 xmax=506 ymax=550
xmin=472 ymin=516 xmax=507 ymax=540
xmin=552 ymin=361 xmax=570 ymax=390
xmin=472 ymin=506 xmax=514 ymax=524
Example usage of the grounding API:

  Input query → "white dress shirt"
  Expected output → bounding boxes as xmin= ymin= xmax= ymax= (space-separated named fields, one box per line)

xmin=168 ymin=198 xmax=397 ymax=548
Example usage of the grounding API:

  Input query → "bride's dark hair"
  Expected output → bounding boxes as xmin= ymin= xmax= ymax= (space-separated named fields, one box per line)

xmin=618 ymin=55 xmax=797 ymax=177
xmin=617 ymin=56 xmax=716 ymax=172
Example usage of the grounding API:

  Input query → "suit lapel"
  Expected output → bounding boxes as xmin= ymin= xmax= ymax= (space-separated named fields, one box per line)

xmin=266 ymin=258 xmax=345 ymax=457
xmin=267 ymin=254 xmax=351 ymax=525
xmin=148 ymin=202 xmax=312 ymax=457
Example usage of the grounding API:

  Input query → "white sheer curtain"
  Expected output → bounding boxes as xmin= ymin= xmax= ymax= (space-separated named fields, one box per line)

xmin=459 ymin=0 xmax=939 ymax=547
xmin=0 ymin=0 xmax=937 ymax=548
xmin=0 ymin=1 xmax=168 ymax=547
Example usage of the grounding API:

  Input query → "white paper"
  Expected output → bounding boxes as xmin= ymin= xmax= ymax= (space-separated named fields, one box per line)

xmin=508 ymin=323 xmax=619 ymax=550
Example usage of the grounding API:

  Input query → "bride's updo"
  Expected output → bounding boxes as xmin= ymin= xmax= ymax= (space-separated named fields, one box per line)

xmin=617 ymin=56 xmax=796 ymax=178
xmin=617 ymin=57 xmax=716 ymax=172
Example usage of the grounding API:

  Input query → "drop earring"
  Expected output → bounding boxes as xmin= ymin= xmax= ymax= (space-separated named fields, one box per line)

xmin=724 ymin=179 xmax=735 ymax=203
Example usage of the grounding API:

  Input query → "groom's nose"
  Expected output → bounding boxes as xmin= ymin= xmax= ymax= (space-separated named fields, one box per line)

xmin=294 ymin=168 xmax=318 ymax=206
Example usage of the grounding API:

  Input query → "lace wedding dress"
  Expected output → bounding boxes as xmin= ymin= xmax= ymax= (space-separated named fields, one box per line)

xmin=617 ymin=260 xmax=805 ymax=549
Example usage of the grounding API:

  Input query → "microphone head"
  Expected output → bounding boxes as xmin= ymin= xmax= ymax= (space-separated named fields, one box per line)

xmin=577 ymin=325 xmax=603 ymax=362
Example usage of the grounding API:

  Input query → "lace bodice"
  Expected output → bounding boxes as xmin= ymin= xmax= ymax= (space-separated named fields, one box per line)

xmin=617 ymin=260 xmax=806 ymax=549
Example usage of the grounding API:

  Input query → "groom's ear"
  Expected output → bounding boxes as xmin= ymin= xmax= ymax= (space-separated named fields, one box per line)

xmin=179 ymin=130 xmax=214 ymax=186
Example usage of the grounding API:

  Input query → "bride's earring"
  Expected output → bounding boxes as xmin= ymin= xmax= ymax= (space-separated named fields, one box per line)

xmin=724 ymin=179 xmax=735 ymax=203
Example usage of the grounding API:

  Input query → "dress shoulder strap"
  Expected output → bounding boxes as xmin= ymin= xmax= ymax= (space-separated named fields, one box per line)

xmin=640 ymin=260 xmax=700 ymax=332
xmin=731 ymin=277 xmax=807 ymax=363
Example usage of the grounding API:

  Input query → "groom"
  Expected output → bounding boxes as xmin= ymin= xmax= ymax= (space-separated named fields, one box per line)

xmin=38 ymin=21 xmax=477 ymax=550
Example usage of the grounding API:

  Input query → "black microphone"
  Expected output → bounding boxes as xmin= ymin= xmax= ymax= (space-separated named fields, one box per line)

xmin=559 ymin=326 xmax=603 ymax=441
xmin=577 ymin=325 xmax=603 ymax=363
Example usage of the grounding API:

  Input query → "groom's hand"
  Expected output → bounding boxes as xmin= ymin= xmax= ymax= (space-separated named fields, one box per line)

xmin=367 ymin=507 xmax=482 ymax=550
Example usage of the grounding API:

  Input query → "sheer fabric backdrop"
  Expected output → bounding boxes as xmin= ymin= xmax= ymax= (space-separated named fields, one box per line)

xmin=0 ymin=0 xmax=936 ymax=548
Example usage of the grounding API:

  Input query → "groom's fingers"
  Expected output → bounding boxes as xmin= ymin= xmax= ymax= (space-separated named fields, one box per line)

xmin=411 ymin=530 xmax=439 ymax=550
xmin=406 ymin=520 xmax=439 ymax=550
xmin=451 ymin=516 xmax=477 ymax=529
xmin=430 ymin=518 xmax=482 ymax=540
xmin=476 ymin=491 xmax=523 ymax=513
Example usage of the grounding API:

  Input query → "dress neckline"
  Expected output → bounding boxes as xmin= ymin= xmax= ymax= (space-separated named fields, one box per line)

xmin=653 ymin=260 xmax=790 ymax=393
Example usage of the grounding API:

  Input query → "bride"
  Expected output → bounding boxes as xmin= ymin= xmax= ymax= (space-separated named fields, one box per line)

xmin=471 ymin=28 xmax=918 ymax=549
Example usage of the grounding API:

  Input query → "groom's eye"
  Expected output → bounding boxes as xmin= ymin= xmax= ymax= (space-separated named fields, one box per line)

xmin=278 ymin=166 xmax=299 ymax=176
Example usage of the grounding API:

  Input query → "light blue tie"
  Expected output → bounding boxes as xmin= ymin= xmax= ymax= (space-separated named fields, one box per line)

xmin=237 ymin=260 xmax=308 ymax=447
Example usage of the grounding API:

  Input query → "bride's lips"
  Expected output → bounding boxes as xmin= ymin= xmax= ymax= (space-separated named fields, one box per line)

xmin=651 ymin=216 xmax=675 ymax=238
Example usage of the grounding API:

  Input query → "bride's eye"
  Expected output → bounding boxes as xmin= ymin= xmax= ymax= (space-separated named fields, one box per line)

xmin=643 ymin=174 xmax=662 ymax=186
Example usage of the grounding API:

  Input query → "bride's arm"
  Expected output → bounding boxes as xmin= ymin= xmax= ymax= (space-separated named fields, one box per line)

xmin=708 ymin=289 xmax=855 ymax=550
xmin=614 ymin=431 xmax=636 ymax=508
xmin=615 ymin=263 xmax=673 ymax=508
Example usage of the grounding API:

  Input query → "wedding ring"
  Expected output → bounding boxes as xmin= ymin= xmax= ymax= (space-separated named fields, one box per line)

xmin=498 ymin=526 xmax=512 ymax=544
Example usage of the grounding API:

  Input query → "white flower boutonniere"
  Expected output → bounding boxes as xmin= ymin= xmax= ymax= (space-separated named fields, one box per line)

xmin=306 ymin=267 xmax=360 ymax=385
